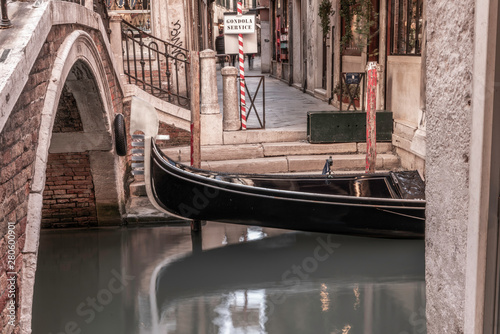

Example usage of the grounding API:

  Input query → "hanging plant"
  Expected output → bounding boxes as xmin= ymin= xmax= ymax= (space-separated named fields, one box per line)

xmin=339 ymin=0 xmax=378 ymax=52
xmin=318 ymin=0 xmax=334 ymax=38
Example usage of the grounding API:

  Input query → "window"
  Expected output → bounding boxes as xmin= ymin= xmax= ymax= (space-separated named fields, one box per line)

xmin=342 ymin=14 xmax=363 ymax=56
xmin=390 ymin=0 xmax=422 ymax=55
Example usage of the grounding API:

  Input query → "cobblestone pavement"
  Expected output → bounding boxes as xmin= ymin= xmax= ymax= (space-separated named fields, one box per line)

xmin=216 ymin=56 xmax=337 ymax=130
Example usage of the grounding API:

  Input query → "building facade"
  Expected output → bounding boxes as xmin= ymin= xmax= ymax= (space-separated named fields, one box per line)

xmin=262 ymin=0 xmax=426 ymax=174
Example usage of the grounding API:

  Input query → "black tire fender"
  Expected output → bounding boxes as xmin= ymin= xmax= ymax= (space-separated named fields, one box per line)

xmin=114 ymin=114 xmax=127 ymax=156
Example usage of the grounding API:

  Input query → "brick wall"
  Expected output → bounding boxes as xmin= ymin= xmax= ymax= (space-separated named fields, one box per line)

xmin=41 ymin=153 xmax=98 ymax=228
xmin=0 ymin=29 xmax=45 ymax=332
xmin=41 ymin=82 xmax=98 ymax=228
xmin=0 ymin=22 xmax=124 ymax=332
xmin=157 ymin=121 xmax=191 ymax=148
xmin=52 ymin=86 xmax=84 ymax=133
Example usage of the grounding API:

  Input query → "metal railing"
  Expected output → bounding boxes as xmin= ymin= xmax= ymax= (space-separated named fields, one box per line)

xmin=240 ymin=75 xmax=265 ymax=129
xmin=121 ymin=20 xmax=190 ymax=108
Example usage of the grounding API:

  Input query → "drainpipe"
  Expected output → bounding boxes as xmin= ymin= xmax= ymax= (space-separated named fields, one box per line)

xmin=303 ymin=59 xmax=307 ymax=93
xmin=328 ymin=26 xmax=335 ymax=104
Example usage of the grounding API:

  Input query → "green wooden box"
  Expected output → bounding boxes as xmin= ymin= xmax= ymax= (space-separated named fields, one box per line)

xmin=307 ymin=110 xmax=393 ymax=143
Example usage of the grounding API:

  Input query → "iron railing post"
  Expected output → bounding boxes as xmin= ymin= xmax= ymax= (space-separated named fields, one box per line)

xmin=1 ymin=0 xmax=12 ymax=29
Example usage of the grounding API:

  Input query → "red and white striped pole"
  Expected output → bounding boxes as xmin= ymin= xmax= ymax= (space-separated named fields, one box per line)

xmin=365 ymin=62 xmax=378 ymax=173
xmin=237 ymin=1 xmax=247 ymax=130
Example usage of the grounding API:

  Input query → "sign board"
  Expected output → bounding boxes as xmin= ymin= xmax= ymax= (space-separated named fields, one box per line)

xmin=345 ymin=73 xmax=361 ymax=85
xmin=224 ymin=32 xmax=258 ymax=54
xmin=224 ymin=14 xmax=256 ymax=35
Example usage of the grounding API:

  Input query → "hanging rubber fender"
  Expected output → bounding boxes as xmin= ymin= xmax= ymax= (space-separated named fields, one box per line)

xmin=114 ymin=114 xmax=127 ymax=156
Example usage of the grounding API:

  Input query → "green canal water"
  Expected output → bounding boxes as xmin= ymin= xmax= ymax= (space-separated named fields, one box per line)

xmin=32 ymin=222 xmax=426 ymax=334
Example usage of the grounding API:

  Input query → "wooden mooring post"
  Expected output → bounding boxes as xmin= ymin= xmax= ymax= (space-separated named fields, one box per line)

xmin=366 ymin=62 xmax=378 ymax=173
xmin=189 ymin=50 xmax=202 ymax=232
xmin=190 ymin=50 xmax=201 ymax=169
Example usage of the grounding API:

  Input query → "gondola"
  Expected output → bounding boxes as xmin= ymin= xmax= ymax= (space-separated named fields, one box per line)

xmin=129 ymin=97 xmax=425 ymax=239
xmin=145 ymin=139 xmax=425 ymax=239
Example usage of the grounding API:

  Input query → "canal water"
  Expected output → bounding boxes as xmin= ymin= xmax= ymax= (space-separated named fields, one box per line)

xmin=32 ymin=222 xmax=426 ymax=334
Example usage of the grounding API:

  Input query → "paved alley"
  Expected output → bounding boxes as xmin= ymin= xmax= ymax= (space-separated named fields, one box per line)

xmin=216 ymin=56 xmax=336 ymax=130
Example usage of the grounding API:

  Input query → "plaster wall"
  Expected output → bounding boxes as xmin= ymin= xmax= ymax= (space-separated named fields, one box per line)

xmin=341 ymin=56 xmax=364 ymax=72
xmin=425 ymin=0 xmax=475 ymax=332
xmin=291 ymin=0 xmax=302 ymax=84
xmin=167 ymin=0 xmax=189 ymax=57
xmin=261 ymin=21 xmax=272 ymax=73
xmin=386 ymin=56 xmax=422 ymax=125
xmin=305 ymin=0 xmax=318 ymax=92
xmin=151 ymin=0 xmax=188 ymax=51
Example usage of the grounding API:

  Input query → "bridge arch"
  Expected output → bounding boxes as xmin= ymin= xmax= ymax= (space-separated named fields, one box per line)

xmin=32 ymin=29 xmax=125 ymax=227
xmin=20 ymin=28 xmax=126 ymax=331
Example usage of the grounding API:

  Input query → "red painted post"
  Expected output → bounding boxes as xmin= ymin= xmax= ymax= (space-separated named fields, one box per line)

xmin=366 ymin=62 xmax=378 ymax=173
xmin=237 ymin=1 xmax=247 ymax=130
xmin=190 ymin=51 xmax=201 ymax=168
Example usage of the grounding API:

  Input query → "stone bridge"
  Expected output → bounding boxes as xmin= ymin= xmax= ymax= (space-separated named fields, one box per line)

xmin=0 ymin=1 xmax=195 ymax=332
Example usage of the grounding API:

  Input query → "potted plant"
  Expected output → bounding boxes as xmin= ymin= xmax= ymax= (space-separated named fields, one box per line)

xmin=319 ymin=0 xmax=334 ymax=38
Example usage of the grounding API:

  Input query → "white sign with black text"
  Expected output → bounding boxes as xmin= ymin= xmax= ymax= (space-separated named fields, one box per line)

xmin=224 ymin=14 xmax=256 ymax=35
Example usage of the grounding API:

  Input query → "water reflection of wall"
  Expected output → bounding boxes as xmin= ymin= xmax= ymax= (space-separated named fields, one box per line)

xmin=32 ymin=223 xmax=425 ymax=334
xmin=155 ymin=281 xmax=425 ymax=333
xmin=33 ymin=229 xmax=125 ymax=333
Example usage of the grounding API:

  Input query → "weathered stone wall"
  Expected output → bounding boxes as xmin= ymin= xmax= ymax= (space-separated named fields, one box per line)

xmin=0 ymin=21 xmax=123 ymax=332
xmin=425 ymin=0 xmax=475 ymax=331
xmin=41 ymin=153 xmax=98 ymax=228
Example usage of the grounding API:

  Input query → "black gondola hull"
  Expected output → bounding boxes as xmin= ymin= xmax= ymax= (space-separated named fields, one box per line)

xmin=148 ymin=141 xmax=425 ymax=238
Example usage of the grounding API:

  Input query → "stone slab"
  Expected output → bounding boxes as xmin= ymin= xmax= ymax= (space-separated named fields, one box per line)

xmin=288 ymin=154 xmax=364 ymax=172
xmin=379 ymin=153 xmax=400 ymax=169
xmin=204 ymin=156 xmax=289 ymax=173
xmin=392 ymin=133 xmax=413 ymax=152
xmin=162 ymin=143 xmax=265 ymax=162
xmin=125 ymin=197 xmax=181 ymax=223
xmin=393 ymin=119 xmax=417 ymax=140
xmin=129 ymin=181 xmax=147 ymax=197
xmin=201 ymin=113 xmax=223 ymax=145
xmin=263 ymin=142 xmax=357 ymax=157
xmin=288 ymin=154 xmax=400 ymax=172
xmin=356 ymin=142 xmax=393 ymax=154
xmin=223 ymin=129 xmax=307 ymax=144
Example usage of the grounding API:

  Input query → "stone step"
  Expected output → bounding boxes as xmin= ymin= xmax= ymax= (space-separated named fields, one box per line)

xmin=202 ymin=153 xmax=399 ymax=174
xmin=162 ymin=141 xmax=393 ymax=162
xmin=130 ymin=180 xmax=146 ymax=197
xmin=223 ymin=129 xmax=307 ymax=144
xmin=128 ymin=152 xmax=400 ymax=197
xmin=124 ymin=196 xmax=182 ymax=224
